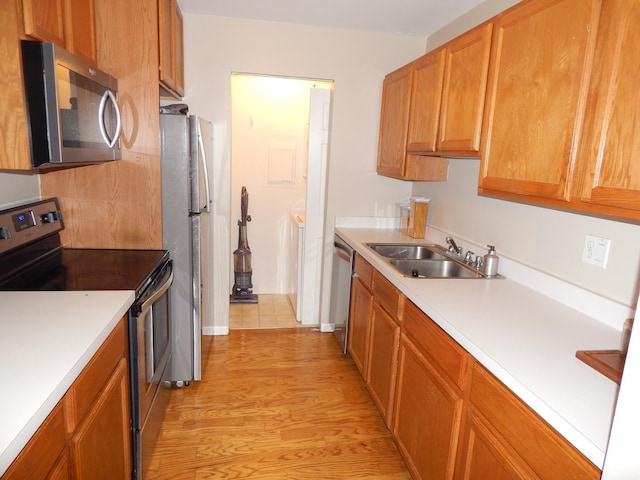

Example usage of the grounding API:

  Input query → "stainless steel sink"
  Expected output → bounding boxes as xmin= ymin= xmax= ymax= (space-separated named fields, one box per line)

xmin=389 ymin=259 xmax=486 ymax=279
xmin=365 ymin=242 xmax=500 ymax=279
xmin=365 ymin=243 xmax=447 ymax=260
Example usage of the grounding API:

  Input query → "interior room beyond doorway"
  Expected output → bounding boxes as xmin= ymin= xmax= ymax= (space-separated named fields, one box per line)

xmin=230 ymin=74 xmax=333 ymax=326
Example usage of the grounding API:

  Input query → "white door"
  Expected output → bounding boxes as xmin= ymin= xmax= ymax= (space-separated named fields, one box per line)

xmin=299 ymin=87 xmax=332 ymax=325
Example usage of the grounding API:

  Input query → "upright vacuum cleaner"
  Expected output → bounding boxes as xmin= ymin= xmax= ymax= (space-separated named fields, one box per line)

xmin=230 ymin=186 xmax=258 ymax=304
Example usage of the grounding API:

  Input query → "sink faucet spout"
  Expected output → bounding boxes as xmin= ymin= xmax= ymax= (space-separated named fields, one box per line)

xmin=446 ymin=236 xmax=462 ymax=256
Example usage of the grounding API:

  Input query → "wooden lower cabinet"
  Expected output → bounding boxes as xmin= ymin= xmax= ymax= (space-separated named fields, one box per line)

xmin=366 ymin=301 xmax=400 ymax=427
xmin=69 ymin=358 xmax=131 ymax=479
xmin=1 ymin=317 xmax=131 ymax=480
xmin=461 ymin=362 xmax=600 ymax=480
xmin=393 ymin=333 xmax=464 ymax=480
xmin=347 ymin=255 xmax=374 ymax=378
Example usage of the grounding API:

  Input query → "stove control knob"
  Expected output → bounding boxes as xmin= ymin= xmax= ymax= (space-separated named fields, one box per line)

xmin=0 ymin=226 xmax=11 ymax=240
xmin=40 ymin=210 xmax=61 ymax=224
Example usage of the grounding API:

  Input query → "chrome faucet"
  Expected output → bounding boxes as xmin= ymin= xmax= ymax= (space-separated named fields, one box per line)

xmin=446 ymin=236 xmax=462 ymax=256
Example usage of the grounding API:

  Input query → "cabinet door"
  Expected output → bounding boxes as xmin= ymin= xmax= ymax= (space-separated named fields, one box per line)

xmin=63 ymin=0 xmax=97 ymax=65
xmin=174 ymin=3 xmax=184 ymax=96
xmin=407 ymin=49 xmax=445 ymax=153
xmin=376 ymin=64 xmax=413 ymax=178
xmin=479 ymin=0 xmax=601 ymax=202
xmin=455 ymin=410 xmax=539 ymax=480
xmin=576 ymin=0 xmax=640 ymax=220
xmin=22 ymin=0 xmax=65 ymax=45
xmin=68 ymin=359 xmax=132 ymax=480
xmin=438 ymin=22 xmax=492 ymax=154
xmin=393 ymin=334 xmax=464 ymax=480
xmin=366 ymin=302 xmax=400 ymax=427
xmin=158 ymin=0 xmax=175 ymax=90
xmin=347 ymin=276 xmax=373 ymax=379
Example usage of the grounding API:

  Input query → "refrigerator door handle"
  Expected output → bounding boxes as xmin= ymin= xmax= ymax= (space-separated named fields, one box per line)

xmin=197 ymin=122 xmax=212 ymax=213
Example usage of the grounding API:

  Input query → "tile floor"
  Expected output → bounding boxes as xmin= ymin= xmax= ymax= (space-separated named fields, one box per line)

xmin=229 ymin=294 xmax=301 ymax=329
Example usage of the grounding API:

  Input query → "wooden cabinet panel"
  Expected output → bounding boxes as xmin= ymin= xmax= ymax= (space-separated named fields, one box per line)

xmin=393 ymin=334 xmax=464 ymax=480
xmin=64 ymin=319 xmax=127 ymax=431
xmin=438 ymin=22 xmax=492 ymax=153
xmin=158 ymin=0 xmax=175 ymax=90
xmin=468 ymin=362 xmax=599 ymax=479
xmin=407 ymin=49 xmax=445 ymax=153
xmin=174 ymin=4 xmax=184 ymax=96
xmin=455 ymin=409 xmax=539 ymax=480
xmin=63 ymin=0 xmax=97 ymax=65
xmin=69 ymin=359 xmax=132 ymax=480
xmin=403 ymin=299 xmax=468 ymax=389
xmin=22 ymin=0 xmax=65 ymax=45
xmin=372 ymin=269 xmax=402 ymax=319
xmin=158 ymin=0 xmax=184 ymax=98
xmin=576 ymin=0 xmax=640 ymax=220
xmin=353 ymin=254 xmax=373 ymax=290
xmin=366 ymin=302 xmax=400 ymax=427
xmin=377 ymin=64 xmax=412 ymax=178
xmin=479 ymin=0 xmax=601 ymax=202
xmin=347 ymin=276 xmax=373 ymax=378
xmin=2 ymin=403 xmax=67 ymax=480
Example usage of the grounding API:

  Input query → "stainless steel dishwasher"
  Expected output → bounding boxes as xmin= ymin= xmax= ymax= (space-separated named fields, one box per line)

xmin=329 ymin=233 xmax=355 ymax=353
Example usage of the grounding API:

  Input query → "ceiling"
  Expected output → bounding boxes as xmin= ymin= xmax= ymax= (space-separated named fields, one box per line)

xmin=177 ymin=0 xmax=486 ymax=37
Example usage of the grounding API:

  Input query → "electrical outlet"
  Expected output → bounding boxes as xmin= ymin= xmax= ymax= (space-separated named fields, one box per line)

xmin=582 ymin=235 xmax=610 ymax=268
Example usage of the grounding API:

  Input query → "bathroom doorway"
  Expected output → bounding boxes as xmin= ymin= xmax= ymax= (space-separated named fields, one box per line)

xmin=230 ymin=74 xmax=333 ymax=326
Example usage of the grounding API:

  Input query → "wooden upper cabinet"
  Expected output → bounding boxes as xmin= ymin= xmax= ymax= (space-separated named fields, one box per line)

xmin=575 ymin=0 xmax=640 ymax=221
xmin=159 ymin=0 xmax=184 ymax=98
xmin=406 ymin=49 xmax=445 ymax=153
xmin=22 ymin=0 xmax=97 ymax=65
xmin=22 ymin=0 xmax=65 ymax=45
xmin=376 ymin=63 xmax=449 ymax=181
xmin=478 ymin=0 xmax=602 ymax=202
xmin=438 ymin=22 xmax=492 ymax=154
xmin=63 ymin=0 xmax=97 ymax=65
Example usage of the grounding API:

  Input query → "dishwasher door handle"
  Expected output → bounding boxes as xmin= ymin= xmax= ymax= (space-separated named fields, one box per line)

xmin=334 ymin=241 xmax=353 ymax=262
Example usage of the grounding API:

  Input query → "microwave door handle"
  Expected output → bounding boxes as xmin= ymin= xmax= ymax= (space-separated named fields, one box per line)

xmin=98 ymin=90 xmax=122 ymax=149
xmin=197 ymin=123 xmax=211 ymax=213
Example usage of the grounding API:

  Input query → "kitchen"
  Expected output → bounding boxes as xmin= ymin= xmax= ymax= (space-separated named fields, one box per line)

xmin=1 ymin=0 xmax=639 ymax=478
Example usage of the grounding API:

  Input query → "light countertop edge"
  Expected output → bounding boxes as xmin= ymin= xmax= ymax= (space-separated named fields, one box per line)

xmin=336 ymin=226 xmax=621 ymax=469
xmin=0 ymin=290 xmax=135 ymax=476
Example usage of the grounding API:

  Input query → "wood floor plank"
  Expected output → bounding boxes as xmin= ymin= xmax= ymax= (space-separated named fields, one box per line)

xmin=148 ymin=329 xmax=412 ymax=479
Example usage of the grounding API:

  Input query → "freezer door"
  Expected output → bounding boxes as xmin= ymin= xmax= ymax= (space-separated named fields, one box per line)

xmin=189 ymin=116 xmax=213 ymax=214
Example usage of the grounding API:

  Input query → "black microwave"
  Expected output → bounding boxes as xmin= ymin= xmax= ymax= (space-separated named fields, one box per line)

xmin=21 ymin=40 xmax=121 ymax=168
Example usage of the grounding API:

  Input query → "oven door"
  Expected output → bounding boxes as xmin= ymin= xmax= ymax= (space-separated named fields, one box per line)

xmin=130 ymin=259 xmax=173 ymax=480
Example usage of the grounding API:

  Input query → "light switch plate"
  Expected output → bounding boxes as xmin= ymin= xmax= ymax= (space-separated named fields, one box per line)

xmin=582 ymin=235 xmax=610 ymax=268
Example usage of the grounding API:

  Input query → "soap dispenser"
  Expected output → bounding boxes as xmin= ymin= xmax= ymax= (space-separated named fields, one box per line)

xmin=483 ymin=245 xmax=499 ymax=277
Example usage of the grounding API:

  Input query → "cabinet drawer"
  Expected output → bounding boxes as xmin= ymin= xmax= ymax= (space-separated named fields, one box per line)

xmin=3 ymin=402 xmax=66 ymax=480
xmin=372 ymin=270 xmax=402 ymax=321
xmin=469 ymin=362 xmax=599 ymax=479
xmin=64 ymin=317 xmax=127 ymax=431
xmin=353 ymin=254 xmax=373 ymax=290
xmin=403 ymin=299 xmax=468 ymax=389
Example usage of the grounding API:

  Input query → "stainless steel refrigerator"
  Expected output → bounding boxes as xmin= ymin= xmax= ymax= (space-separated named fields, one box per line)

xmin=160 ymin=112 xmax=213 ymax=384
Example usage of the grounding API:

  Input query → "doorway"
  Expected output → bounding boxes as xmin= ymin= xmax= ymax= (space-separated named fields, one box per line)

xmin=230 ymin=74 xmax=333 ymax=326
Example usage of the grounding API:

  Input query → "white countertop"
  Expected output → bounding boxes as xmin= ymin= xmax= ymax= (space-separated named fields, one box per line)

xmin=336 ymin=226 xmax=622 ymax=468
xmin=0 ymin=291 xmax=135 ymax=476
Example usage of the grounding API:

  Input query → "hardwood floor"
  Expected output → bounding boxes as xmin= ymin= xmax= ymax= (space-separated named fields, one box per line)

xmin=147 ymin=329 xmax=412 ymax=479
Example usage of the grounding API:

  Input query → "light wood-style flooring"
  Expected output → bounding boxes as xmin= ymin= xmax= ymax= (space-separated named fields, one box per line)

xmin=229 ymin=294 xmax=300 ymax=330
xmin=147 ymin=328 xmax=412 ymax=479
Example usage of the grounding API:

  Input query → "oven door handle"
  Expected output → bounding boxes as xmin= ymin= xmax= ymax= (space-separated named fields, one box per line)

xmin=139 ymin=268 xmax=174 ymax=313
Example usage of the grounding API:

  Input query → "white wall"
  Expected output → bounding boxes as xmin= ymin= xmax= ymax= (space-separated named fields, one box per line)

xmin=182 ymin=14 xmax=425 ymax=328
xmin=0 ymin=173 xmax=40 ymax=209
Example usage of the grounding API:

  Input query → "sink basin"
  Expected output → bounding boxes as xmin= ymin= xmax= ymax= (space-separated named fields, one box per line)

xmin=366 ymin=243 xmax=447 ymax=260
xmin=389 ymin=259 xmax=486 ymax=279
